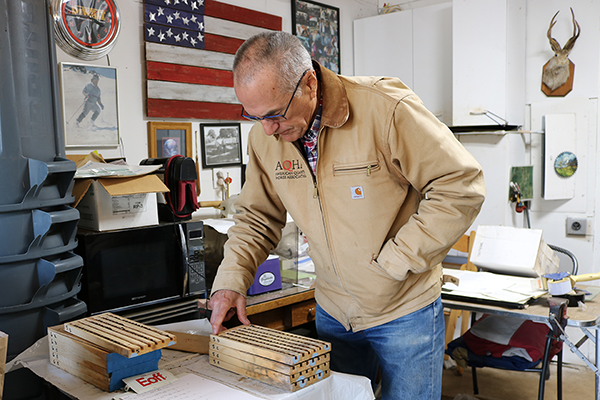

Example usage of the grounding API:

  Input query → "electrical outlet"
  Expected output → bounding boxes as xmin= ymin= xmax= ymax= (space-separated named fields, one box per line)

xmin=566 ymin=217 xmax=588 ymax=236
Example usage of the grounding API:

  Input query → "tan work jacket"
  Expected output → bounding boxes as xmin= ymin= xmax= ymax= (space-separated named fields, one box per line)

xmin=211 ymin=63 xmax=486 ymax=332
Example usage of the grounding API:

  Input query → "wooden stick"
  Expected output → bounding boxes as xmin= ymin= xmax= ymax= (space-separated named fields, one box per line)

xmin=199 ymin=200 xmax=222 ymax=208
xmin=0 ymin=331 xmax=7 ymax=396
xmin=195 ymin=130 xmax=201 ymax=196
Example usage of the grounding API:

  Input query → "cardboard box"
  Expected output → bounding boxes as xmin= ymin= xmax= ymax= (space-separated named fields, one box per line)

xmin=73 ymin=175 xmax=168 ymax=231
xmin=470 ymin=225 xmax=560 ymax=277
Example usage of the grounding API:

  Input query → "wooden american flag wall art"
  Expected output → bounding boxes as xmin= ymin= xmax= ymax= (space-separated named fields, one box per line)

xmin=143 ymin=0 xmax=282 ymax=120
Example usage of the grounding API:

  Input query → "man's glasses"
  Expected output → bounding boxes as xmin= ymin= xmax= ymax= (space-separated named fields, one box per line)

xmin=241 ymin=69 xmax=310 ymax=122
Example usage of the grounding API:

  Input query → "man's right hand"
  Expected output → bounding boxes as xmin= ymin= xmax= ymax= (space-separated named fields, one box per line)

xmin=207 ymin=289 xmax=250 ymax=335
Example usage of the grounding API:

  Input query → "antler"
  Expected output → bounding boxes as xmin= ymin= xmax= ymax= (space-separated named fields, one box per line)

xmin=563 ymin=7 xmax=580 ymax=53
xmin=547 ymin=8 xmax=580 ymax=55
xmin=547 ymin=10 xmax=561 ymax=53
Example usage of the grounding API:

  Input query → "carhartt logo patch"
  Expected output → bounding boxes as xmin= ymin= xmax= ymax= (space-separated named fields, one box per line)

xmin=351 ymin=186 xmax=364 ymax=199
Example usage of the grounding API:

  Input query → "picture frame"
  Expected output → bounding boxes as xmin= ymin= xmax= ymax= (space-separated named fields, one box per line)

xmin=147 ymin=122 xmax=193 ymax=158
xmin=60 ymin=62 xmax=120 ymax=147
xmin=200 ymin=123 xmax=243 ymax=168
xmin=292 ymin=0 xmax=340 ymax=74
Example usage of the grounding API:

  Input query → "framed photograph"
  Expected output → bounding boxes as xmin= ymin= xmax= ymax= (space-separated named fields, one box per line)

xmin=147 ymin=122 xmax=192 ymax=158
xmin=292 ymin=0 xmax=340 ymax=73
xmin=59 ymin=62 xmax=120 ymax=147
xmin=200 ymin=123 xmax=242 ymax=168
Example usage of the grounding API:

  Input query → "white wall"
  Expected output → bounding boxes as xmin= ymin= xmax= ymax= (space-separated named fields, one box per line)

xmin=524 ymin=0 xmax=600 ymax=277
xmin=57 ymin=0 xmax=379 ymax=218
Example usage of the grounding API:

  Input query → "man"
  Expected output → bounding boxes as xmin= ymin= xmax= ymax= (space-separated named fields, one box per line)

xmin=76 ymin=74 xmax=104 ymax=127
xmin=208 ymin=31 xmax=485 ymax=399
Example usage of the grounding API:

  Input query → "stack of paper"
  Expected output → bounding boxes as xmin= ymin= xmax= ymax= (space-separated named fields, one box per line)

xmin=442 ymin=268 xmax=546 ymax=306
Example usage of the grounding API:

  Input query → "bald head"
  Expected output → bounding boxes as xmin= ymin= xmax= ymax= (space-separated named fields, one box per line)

xmin=233 ymin=31 xmax=313 ymax=95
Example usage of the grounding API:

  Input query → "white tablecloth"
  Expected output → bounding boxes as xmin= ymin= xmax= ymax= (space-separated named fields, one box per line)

xmin=8 ymin=336 xmax=374 ymax=400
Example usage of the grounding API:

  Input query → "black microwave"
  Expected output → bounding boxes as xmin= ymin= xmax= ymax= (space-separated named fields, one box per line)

xmin=74 ymin=220 xmax=206 ymax=316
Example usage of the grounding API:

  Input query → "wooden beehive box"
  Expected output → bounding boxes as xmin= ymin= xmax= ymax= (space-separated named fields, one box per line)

xmin=48 ymin=313 xmax=176 ymax=392
xmin=209 ymin=324 xmax=331 ymax=392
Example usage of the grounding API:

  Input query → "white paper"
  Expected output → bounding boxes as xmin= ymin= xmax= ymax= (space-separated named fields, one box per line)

xmin=115 ymin=374 xmax=261 ymax=400
xmin=154 ymin=319 xmax=213 ymax=336
xmin=202 ymin=218 xmax=235 ymax=234
xmin=75 ymin=162 xmax=161 ymax=179
xmin=470 ymin=225 xmax=543 ymax=277
xmin=297 ymin=256 xmax=315 ymax=273
xmin=122 ymin=370 xmax=178 ymax=394
xmin=442 ymin=269 xmax=546 ymax=304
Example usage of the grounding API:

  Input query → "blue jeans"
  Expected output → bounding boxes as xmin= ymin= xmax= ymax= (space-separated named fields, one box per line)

xmin=315 ymin=297 xmax=444 ymax=400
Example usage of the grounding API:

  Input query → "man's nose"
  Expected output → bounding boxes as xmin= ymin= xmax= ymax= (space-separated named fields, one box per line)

xmin=260 ymin=119 xmax=280 ymax=136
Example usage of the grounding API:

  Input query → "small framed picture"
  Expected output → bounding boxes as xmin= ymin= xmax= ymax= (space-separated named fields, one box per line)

xmin=292 ymin=0 xmax=340 ymax=74
xmin=59 ymin=62 xmax=120 ymax=147
xmin=147 ymin=121 xmax=192 ymax=158
xmin=200 ymin=123 xmax=242 ymax=168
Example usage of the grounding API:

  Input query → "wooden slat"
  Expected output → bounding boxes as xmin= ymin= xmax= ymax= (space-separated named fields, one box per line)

xmin=144 ymin=0 xmax=281 ymax=31
xmin=96 ymin=313 xmax=176 ymax=344
xmin=209 ymin=354 xmax=328 ymax=386
xmin=246 ymin=289 xmax=315 ymax=315
xmin=50 ymin=355 xmax=110 ymax=392
xmin=209 ymin=356 xmax=330 ymax=392
xmin=0 ymin=331 xmax=7 ymax=395
xmin=48 ymin=326 xmax=111 ymax=391
xmin=146 ymin=42 xmax=234 ymax=71
xmin=210 ymin=344 xmax=330 ymax=375
xmin=204 ymin=0 xmax=282 ymax=31
xmin=147 ymin=61 xmax=233 ymax=87
xmin=147 ymin=98 xmax=243 ymax=120
xmin=75 ymin=319 xmax=153 ymax=347
xmin=63 ymin=323 xmax=141 ymax=358
xmin=204 ymin=15 xmax=272 ymax=41
xmin=147 ymin=80 xmax=239 ymax=104
xmin=63 ymin=313 xmax=176 ymax=358
xmin=204 ymin=33 xmax=244 ymax=54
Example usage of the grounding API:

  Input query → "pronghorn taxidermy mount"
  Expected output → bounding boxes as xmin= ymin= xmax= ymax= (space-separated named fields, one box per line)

xmin=541 ymin=8 xmax=580 ymax=96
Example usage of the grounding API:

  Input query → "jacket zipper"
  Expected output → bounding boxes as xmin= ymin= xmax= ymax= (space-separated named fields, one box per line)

xmin=294 ymin=129 xmax=350 ymax=316
xmin=332 ymin=161 xmax=380 ymax=177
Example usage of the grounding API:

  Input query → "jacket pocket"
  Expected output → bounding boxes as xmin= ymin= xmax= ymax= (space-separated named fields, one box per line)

xmin=333 ymin=160 xmax=380 ymax=177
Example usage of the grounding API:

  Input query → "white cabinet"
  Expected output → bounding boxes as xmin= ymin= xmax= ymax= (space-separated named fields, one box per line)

xmin=452 ymin=0 xmax=525 ymax=127
xmin=353 ymin=11 xmax=414 ymax=86
xmin=353 ymin=3 xmax=452 ymax=125
xmin=353 ymin=0 xmax=525 ymax=127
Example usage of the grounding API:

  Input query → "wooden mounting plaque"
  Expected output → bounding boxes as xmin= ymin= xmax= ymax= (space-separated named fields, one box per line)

xmin=63 ymin=313 xmax=177 ymax=358
xmin=542 ymin=60 xmax=575 ymax=97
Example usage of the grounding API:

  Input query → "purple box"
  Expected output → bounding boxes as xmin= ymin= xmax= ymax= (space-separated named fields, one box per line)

xmin=247 ymin=257 xmax=282 ymax=296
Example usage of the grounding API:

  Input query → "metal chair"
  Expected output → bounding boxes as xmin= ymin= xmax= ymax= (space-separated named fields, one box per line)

xmin=449 ymin=244 xmax=577 ymax=400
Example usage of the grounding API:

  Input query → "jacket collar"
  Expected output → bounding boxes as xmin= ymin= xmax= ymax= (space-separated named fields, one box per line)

xmin=313 ymin=61 xmax=349 ymax=129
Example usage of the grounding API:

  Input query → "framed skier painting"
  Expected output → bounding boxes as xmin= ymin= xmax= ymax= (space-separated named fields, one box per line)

xmin=59 ymin=62 xmax=120 ymax=148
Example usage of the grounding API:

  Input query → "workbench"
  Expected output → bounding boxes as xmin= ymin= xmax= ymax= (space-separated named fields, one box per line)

xmin=245 ymin=284 xmax=316 ymax=331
